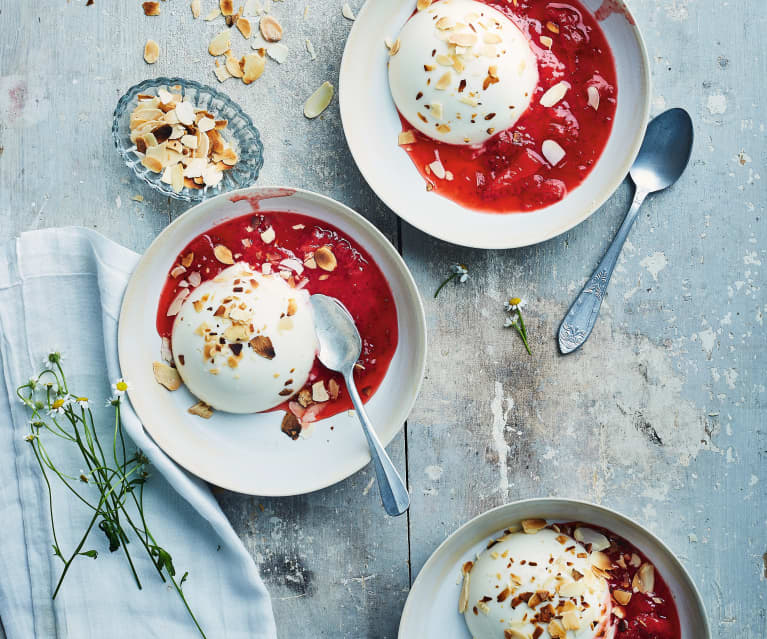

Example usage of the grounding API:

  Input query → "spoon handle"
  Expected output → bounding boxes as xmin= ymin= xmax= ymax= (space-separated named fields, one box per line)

xmin=345 ymin=371 xmax=410 ymax=516
xmin=558 ymin=186 xmax=649 ymax=354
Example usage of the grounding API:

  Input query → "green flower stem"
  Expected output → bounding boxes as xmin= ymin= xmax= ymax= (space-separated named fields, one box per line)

xmin=434 ymin=272 xmax=457 ymax=298
xmin=516 ymin=312 xmax=532 ymax=355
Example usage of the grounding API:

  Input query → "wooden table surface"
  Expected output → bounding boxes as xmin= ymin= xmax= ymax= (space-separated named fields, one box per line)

xmin=1 ymin=0 xmax=764 ymax=637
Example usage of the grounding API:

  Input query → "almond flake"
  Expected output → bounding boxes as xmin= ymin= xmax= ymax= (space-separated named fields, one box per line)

xmin=153 ymin=362 xmax=182 ymax=391
xmin=304 ymin=81 xmax=334 ymax=118
xmin=314 ymin=245 xmax=337 ymax=271
xmin=483 ymin=32 xmax=502 ymax=44
xmin=542 ymin=139 xmax=565 ymax=166
xmin=209 ymin=30 xmax=232 ymax=56
xmin=261 ymin=226 xmax=276 ymax=243
xmin=416 ymin=0 xmax=432 ymax=10
xmin=181 ymin=252 xmax=195 ymax=267
xmin=312 ymin=381 xmax=330 ymax=402
xmin=166 ymin=289 xmax=189 ymax=316
xmin=143 ymin=39 xmax=160 ymax=64
xmin=161 ymin=336 xmax=173 ymax=363
xmin=540 ymin=35 xmax=553 ymax=49
xmin=398 ymin=130 xmax=416 ymax=145
xmin=267 ymin=43 xmax=290 ymax=63
xmin=328 ymin=379 xmax=340 ymax=400
xmin=435 ymin=71 xmax=452 ymax=90
xmin=458 ymin=565 xmax=471 ymax=613
xmin=191 ymin=0 xmax=201 ymax=18
xmin=142 ymin=2 xmax=161 ymax=16
xmin=141 ymin=156 xmax=163 ymax=172
xmin=170 ymin=162 xmax=184 ymax=193
xmin=188 ymin=401 xmax=214 ymax=418
xmin=250 ymin=335 xmax=275 ymax=359
xmin=573 ymin=527 xmax=610 ymax=552
xmin=448 ymin=32 xmax=477 ymax=47
xmin=188 ymin=271 xmax=202 ymax=287
xmin=205 ymin=8 xmax=221 ymax=20
xmin=540 ymin=81 xmax=569 ymax=107
xmin=306 ymin=38 xmax=317 ymax=60
xmin=436 ymin=54 xmax=453 ymax=66
xmin=587 ymin=85 xmax=600 ymax=110
xmin=342 ymin=3 xmax=356 ymax=20
xmin=436 ymin=16 xmax=455 ymax=29
xmin=260 ymin=15 xmax=283 ymax=41
xmin=242 ymin=52 xmax=266 ymax=84
xmin=561 ymin=611 xmax=580 ymax=631
xmin=613 ymin=589 xmax=632 ymax=605
xmin=428 ymin=159 xmax=445 ymax=179
xmin=636 ymin=563 xmax=655 ymax=593
xmin=236 ymin=17 xmax=252 ymax=38
xmin=430 ymin=101 xmax=443 ymax=120
xmin=214 ymin=244 xmax=234 ymax=264
xmin=220 ymin=0 xmax=235 ymax=15
xmin=521 ymin=519 xmax=547 ymax=534
xmin=170 ymin=265 xmax=187 ymax=278
xmin=226 ymin=54 xmax=245 ymax=78
xmin=388 ymin=38 xmax=400 ymax=56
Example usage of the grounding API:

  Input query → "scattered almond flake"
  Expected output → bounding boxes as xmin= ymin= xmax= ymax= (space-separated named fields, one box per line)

xmin=389 ymin=38 xmax=400 ymax=56
xmin=384 ymin=37 xmax=393 ymax=49
xmin=180 ymin=134 xmax=198 ymax=149
xmin=436 ymin=16 xmax=455 ymax=29
xmin=161 ymin=165 xmax=174 ymax=184
xmin=430 ymin=101 xmax=443 ymax=120
xmin=242 ymin=52 xmax=266 ymax=84
xmin=279 ymin=258 xmax=304 ymax=274
xmin=170 ymin=163 xmax=184 ymax=193
xmin=260 ymin=15 xmax=283 ymax=41
xmin=521 ymin=518 xmax=547 ymax=534
xmin=312 ymin=381 xmax=330 ymax=402
xmin=214 ymin=64 xmax=232 ymax=82
xmin=306 ymin=38 xmax=317 ymax=60
xmin=152 ymin=362 xmax=182 ymax=391
xmin=250 ymin=335 xmax=276 ymax=359
xmin=236 ymin=17 xmax=252 ymax=38
xmin=587 ymin=85 xmax=600 ymax=110
xmin=209 ymin=29 xmax=232 ymax=56
xmin=448 ymin=32 xmax=477 ymax=47
xmin=170 ymin=265 xmax=186 ymax=278
xmin=435 ymin=71 xmax=452 ymax=90
xmin=188 ymin=271 xmax=202 ymax=287
xmin=260 ymin=226 xmax=276 ymax=243
xmin=428 ymin=159 xmax=446 ymax=179
xmin=157 ymin=88 xmax=173 ymax=105
xmin=398 ymin=130 xmax=416 ymax=146
xmin=416 ymin=0 xmax=431 ymax=10
xmin=143 ymin=39 xmax=160 ymax=64
xmin=160 ymin=336 xmax=173 ymax=363
xmin=304 ymin=81 xmax=334 ymax=119
xmin=202 ymin=164 xmax=223 ymax=187
xmin=542 ymin=139 xmax=566 ymax=166
xmin=198 ymin=117 xmax=216 ymax=132
xmin=314 ymin=245 xmax=337 ymax=271
xmin=613 ymin=589 xmax=632 ymax=605
xmin=188 ymin=400 xmax=214 ymax=418
xmin=166 ymin=289 xmax=189 ymax=316
xmin=175 ymin=101 xmax=195 ymax=125
xmin=435 ymin=53 xmax=452 ymax=66
xmin=459 ymin=95 xmax=478 ymax=107
xmin=205 ymin=8 xmax=221 ymax=20
xmin=342 ymin=2 xmax=356 ymax=20
xmin=213 ymin=244 xmax=234 ymax=264
xmin=546 ymin=20 xmax=560 ymax=34
xmin=636 ymin=563 xmax=655 ymax=593
xmin=190 ymin=0 xmax=201 ymax=18
xmin=226 ymin=54 xmax=245 ymax=78
xmin=142 ymin=1 xmax=161 ymax=16
xmin=445 ymin=170 xmax=454 ymax=181
xmin=540 ymin=80 xmax=569 ymax=107
xmin=540 ymin=35 xmax=553 ymax=49
xmin=573 ymin=527 xmax=610 ymax=552
xmin=266 ymin=43 xmax=289 ymax=63
xmin=220 ymin=0 xmax=235 ymax=15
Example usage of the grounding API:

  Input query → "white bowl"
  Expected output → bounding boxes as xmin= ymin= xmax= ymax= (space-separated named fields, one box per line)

xmin=399 ymin=498 xmax=710 ymax=638
xmin=118 ymin=186 xmax=427 ymax=495
xmin=340 ymin=0 xmax=651 ymax=249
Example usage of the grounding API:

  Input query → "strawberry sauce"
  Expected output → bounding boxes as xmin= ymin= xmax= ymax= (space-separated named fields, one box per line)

xmin=399 ymin=0 xmax=618 ymax=213
xmin=156 ymin=211 xmax=399 ymax=428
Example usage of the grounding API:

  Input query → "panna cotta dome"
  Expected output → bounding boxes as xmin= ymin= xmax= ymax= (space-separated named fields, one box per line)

xmin=463 ymin=527 xmax=614 ymax=639
xmin=388 ymin=0 xmax=539 ymax=145
xmin=171 ymin=263 xmax=318 ymax=413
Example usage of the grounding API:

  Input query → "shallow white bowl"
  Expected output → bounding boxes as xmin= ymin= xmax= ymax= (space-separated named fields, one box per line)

xmin=118 ymin=186 xmax=427 ymax=495
xmin=340 ymin=0 xmax=651 ymax=249
xmin=399 ymin=498 xmax=710 ymax=638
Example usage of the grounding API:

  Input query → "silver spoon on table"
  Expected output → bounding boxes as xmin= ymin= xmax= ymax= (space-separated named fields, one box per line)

xmin=558 ymin=108 xmax=694 ymax=354
xmin=310 ymin=294 xmax=410 ymax=516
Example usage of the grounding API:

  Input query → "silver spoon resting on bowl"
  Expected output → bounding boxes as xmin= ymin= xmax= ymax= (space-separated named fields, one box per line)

xmin=558 ymin=108 xmax=694 ymax=354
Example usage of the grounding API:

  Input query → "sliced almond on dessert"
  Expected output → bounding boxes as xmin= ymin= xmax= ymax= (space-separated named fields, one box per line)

xmin=561 ymin=611 xmax=580 ymax=631
xmin=503 ymin=630 xmax=526 ymax=639
xmin=587 ymin=85 xmax=600 ymax=110
xmin=142 ymin=2 xmax=161 ymax=16
xmin=573 ymin=527 xmax=610 ymax=552
xmin=170 ymin=265 xmax=187 ymax=278
xmin=223 ymin=324 xmax=250 ymax=342
xmin=591 ymin=550 xmax=612 ymax=571
xmin=635 ymin=562 xmax=655 ymax=593
xmin=540 ymin=81 xmax=569 ymax=107
xmin=613 ymin=605 xmax=626 ymax=619
xmin=416 ymin=0 xmax=432 ymax=10
xmin=458 ymin=562 xmax=472 ymax=613
xmin=448 ymin=32 xmax=477 ymax=47
xmin=328 ymin=379 xmax=340 ymax=400
xmin=260 ymin=15 xmax=283 ymax=42
xmin=188 ymin=400 xmax=214 ymax=418
xmin=540 ymin=35 xmax=553 ymax=49
xmin=304 ymin=81 xmax=334 ymax=118
xmin=312 ymin=381 xmax=330 ymax=402
xmin=428 ymin=159 xmax=446 ymax=179
xmin=209 ymin=30 xmax=232 ymax=56
xmin=143 ymin=39 xmax=160 ymax=64
xmin=435 ymin=71 xmax=452 ymax=90
xmin=250 ymin=335 xmax=275 ymax=359
xmin=436 ymin=16 xmax=455 ymax=30
xmin=521 ymin=519 xmax=547 ymax=534
xmin=181 ymin=252 xmax=195 ymax=268
xmin=214 ymin=244 xmax=234 ymax=264
xmin=297 ymin=389 xmax=314 ymax=407
xmin=547 ymin=620 xmax=567 ymax=639
xmin=260 ymin=226 xmax=276 ymax=244
xmin=613 ymin=589 xmax=632 ymax=605
xmin=286 ymin=298 xmax=298 ymax=317
xmin=314 ymin=245 xmax=337 ymax=271
xmin=389 ymin=38 xmax=401 ymax=56
xmin=398 ymin=130 xmax=416 ymax=145
xmin=191 ymin=0 xmax=201 ymax=18
xmin=152 ymin=362 xmax=182 ymax=391
xmin=242 ymin=52 xmax=266 ymax=84
xmin=542 ymin=139 xmax=566 ymax=166
xmin=167 ymin=289 xmax=190 ymax=316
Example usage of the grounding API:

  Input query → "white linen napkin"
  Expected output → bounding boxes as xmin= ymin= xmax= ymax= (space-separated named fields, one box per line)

xmin=0 ymin=227 xmax=277 ymax=639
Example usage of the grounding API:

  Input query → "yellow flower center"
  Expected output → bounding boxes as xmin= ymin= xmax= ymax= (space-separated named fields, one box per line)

xmin=76 ymin=397 xmax=88 ymax=403
xmin=52 ymin=398 xmax=65 ymax=409
xmin=116 ymin=381 xmax=128 ymax=392
xmin=509 ymin=297 xmax=521 ymax=306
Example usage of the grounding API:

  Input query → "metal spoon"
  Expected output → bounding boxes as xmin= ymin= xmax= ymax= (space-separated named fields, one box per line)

xmin=558 ymin=108 xmax=694 ymax=354
xmin=310 ymin=294 xmax=410 ymax=516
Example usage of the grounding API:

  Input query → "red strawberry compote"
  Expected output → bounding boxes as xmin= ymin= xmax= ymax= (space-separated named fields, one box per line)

xmin=156 ymin=211 xmax=398 ymax=439
xmin=389 ymin=0 xmax=618 ymax=212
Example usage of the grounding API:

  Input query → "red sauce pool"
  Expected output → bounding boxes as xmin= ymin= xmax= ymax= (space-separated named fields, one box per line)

xmin=556 ymin=522 xmax=681 ymax=639
xmin=399 ymin=0 xmax=618 ymax=212
xmin=156 ymin=211 xmax=399 ymax=433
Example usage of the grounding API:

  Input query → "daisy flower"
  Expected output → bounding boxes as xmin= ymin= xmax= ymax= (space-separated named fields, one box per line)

xmin=504 ymin=297 xmax=527 ymax=312
xmin=111 ymin=379 xmax=129 ymax=397
xmin=435 ymin=263 xmax=470 ymax=298
xmin=74 ymin=396 xmax=91 ymax=409
xmin=48 ymin=396 xmax=70 ymax=417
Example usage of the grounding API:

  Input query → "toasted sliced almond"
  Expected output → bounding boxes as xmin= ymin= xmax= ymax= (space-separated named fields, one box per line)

xmin=542 ymin=139 xmax=566 ymax=166
xmin=435 ymin=71 xmax=452 ymax=90
xmin=188 ymin=271 xmax=202 ymax=287
xmin=188 ymin=400 xmax=214 ymax=418
xmin=242 ymin=52 xmax=266 ymax=84
xmin=306 ymin=37 xmax=317 ymax=60
xmin=521 ymin=519 xmax=547 ymax=534
xmin=250 ymin=335 xmax=275 ymax=359
xmin=170 ymin=265 xmax=187 ymax=278
xmin=181 ymin=252 xmax=195 ymax=268
xmin=141 ymin=156 xmax=163 ymax=172
xmin=304 ymin=81 xmax=334 ymax=118
xmin=573 ymin=527 xmax=610 ymax=552
xmin=226 ymin=54 xmax=245 ymax=78
xmin=170 ymin=162 xmax=184 ymax=193
xmin=540 ymin=81 xmax=569 ymax=107
xmin=430 ymin=101 xmax=444 ymax=120
xmin=342 ymin=2 xmax=356 ymax=20
xmin=635 ymin=562 xmax=655 ymax=593
xmin=224 ymin=324 xmax=250 ymax=342
xmin=191 ymin=0 xmax=201 ymax=18
xmin=314 ymin=245 xmax=337 ymax=271
xmin=209 ymin=30 xmax=232 ymax=56
xmin=389 ymin=38 xmax=401 ymax=56
xmin=613 ymin=606 xmax=626 ymax=619
xmin=220 ymin=0 xmax=234 ymax=15
xmin=436 ymin=16 xmax=455 ymax=29
xmin=214 ymin=244 xmax=234 ymax=264
xmin=540 ymin=35 xmax=553 ymax=49
xmin=548 ymin=620 xmax=567 ymax=639
xmin=591 ymin=550 xmax=613 ymax=571
xmin=458 ymin=569 xmax=471 ymax=614
xmin=328 ymin=378 xmax=340 ymax=400
xmin=153 ymin=362 xmax=182 ymax=390
xmin=312 ymin=381 xmax=330 ymax=402
xmin=416 ymin=0 xmax=432 ymax=9
xmin=398 ymin=130 xmax=416 ymax=145
xmin=166 ymin=289 xmax=189 ymax=316
xmin=143 ymin=39 xmax=160 ymax=64
xmin=561 ymin=611 xmax=580 ymax=631
xmin=587 ymin=85 xmax=600 ymax=110
xmin=448 ymin=32 xmax=477 ymax=47
xmin=483 ymin=32 xmax=502 ymax=44
xmin=142 ymin=2 xmax=161 ymax=16
xmin=613 ymin=589 xmax=632 ymax=605
xmin=236 ymin=17 xmax=252 ymax=38
xmin=260 ymin=15 xmax=283 ymax=41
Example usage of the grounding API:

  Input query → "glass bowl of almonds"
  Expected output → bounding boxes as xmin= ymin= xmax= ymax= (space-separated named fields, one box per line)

xmin=113 ymin=77 xmax=264 ymax=201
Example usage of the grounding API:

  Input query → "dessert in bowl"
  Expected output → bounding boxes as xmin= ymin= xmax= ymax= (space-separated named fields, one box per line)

xmin=339 ymin=0 xmax=650 ymax=248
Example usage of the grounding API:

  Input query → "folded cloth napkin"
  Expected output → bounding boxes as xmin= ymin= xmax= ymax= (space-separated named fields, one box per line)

xmin=0 ymin=228 xmax=277 ymax=639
